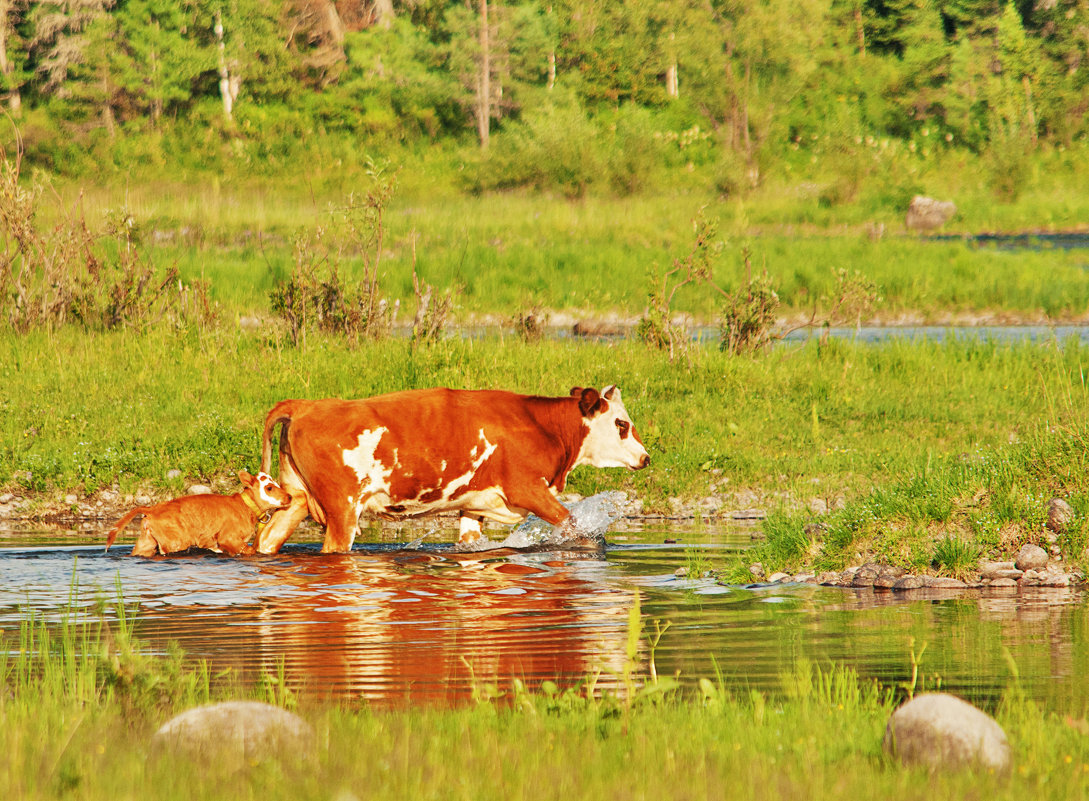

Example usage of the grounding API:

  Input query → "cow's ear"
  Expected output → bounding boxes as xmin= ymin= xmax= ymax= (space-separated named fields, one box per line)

xmin=570 ymin=386 xmax=584 ymax=398
xmin=602 ymin=385 xmax=620 ymax=401
xmin=238 ymin=470 xmax=255 ymax=486
xmin=578 ymin=387 xmax=605 ymax=417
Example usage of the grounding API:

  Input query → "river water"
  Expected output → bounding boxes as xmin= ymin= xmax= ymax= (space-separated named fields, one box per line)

xmin=1 ymin=520 xmax=1085 ymax=712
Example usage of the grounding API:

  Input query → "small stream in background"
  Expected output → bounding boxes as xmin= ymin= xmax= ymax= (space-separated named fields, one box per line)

xmin=0 ymin=520 xmax=1085 ymax=712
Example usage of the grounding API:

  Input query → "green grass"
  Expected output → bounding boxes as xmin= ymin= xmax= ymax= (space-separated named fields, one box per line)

xmin=3 ymin=597 xmax=1089 ymax=800
xmin=36 ymin=166 xmax=1089 ymax=326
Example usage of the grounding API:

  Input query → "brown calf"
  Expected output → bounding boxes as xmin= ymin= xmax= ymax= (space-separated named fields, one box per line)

xmin=105 ymin=471 xmax=291 ymax=557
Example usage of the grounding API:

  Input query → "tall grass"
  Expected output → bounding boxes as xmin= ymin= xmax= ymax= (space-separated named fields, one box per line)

xmin=3 ymin=601 xmax=1089 ymax=800
xmin=40 ymin=177 xmax=1089 ymax=324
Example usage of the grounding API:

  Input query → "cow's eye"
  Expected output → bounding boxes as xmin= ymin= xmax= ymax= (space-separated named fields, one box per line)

xmin=615 ymin=419 xmax=630 ymax=438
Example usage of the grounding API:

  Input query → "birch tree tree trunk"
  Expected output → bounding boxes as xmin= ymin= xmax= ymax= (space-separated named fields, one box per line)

xmin=0 ymin=0 xmax=21 ymax=115
xmin=214 ymin=8 xmax=236 ymax=121
xmin=475 ymin=0 xmax=490 ymax=149
xmin=665 ymin=31 xmax=678 ymax=98
xmin=372 ymin=0 xmax=393 ymax=29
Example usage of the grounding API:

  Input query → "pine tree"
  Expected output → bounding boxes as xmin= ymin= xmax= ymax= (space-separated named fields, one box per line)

xmin=111 ymin=0 xmax=207 ymax=123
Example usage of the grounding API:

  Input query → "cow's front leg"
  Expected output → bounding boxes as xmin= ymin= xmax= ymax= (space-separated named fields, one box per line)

xmin=458 ymin=514 xmax=484 ymax=547
xmin=505 ymin=481 xmax=572 ymax=528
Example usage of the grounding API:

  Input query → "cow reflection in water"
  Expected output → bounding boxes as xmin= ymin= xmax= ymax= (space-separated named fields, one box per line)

xmin=137 ymin=548 xmax=638 ymax=704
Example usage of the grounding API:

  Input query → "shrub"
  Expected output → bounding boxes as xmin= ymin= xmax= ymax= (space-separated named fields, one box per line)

xmin=0 ymin=153 xmax=215 ymax=333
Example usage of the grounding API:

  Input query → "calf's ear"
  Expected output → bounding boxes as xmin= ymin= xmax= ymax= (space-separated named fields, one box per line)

xmin=570 ymin=386 xmax=584 ymax=397
xmin=578 ymin=387 xmax=606 ymax=418
xmin=238 ymin=470 xmax=255 ymax=486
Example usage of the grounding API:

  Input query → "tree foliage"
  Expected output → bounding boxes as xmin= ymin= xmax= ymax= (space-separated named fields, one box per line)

xmin=0 ymin=0 xmax=1084 ymax=180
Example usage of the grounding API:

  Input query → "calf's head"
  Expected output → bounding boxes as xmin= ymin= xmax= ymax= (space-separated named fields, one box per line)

xmin=239 ymin=470 xmax=292 ymax=510
xmin=572 ymin=386 xmax=651 ymax=470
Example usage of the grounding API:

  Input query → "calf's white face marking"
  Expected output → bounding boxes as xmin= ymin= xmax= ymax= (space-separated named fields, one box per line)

xmin=575 ymin=387 xmax=650 ymax=470
xmin=255 ymin=472 xmax=289 ymax=508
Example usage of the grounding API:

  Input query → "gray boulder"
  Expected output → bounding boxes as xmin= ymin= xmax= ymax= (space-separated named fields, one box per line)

xmin=1015 ymin=543 xmax=1049 ymax=571
xmin=893 ymin=576 xmax=925 ymax=590
xmin=151 ymin=701 xmax=314 ymax=769
xmin=905 ymin=196 xmax=957 ymax=232
xmin=884 ymin=693 xmax=1011 ymax=772
xmin=1046 ymin=498 xmax=1075 ymax=533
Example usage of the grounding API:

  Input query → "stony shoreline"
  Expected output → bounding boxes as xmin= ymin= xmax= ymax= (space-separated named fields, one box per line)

xmin=3 ymin=485 xmax=1085 ymax=593
xmin=710 ymin=544 xmax=1086 ymax=591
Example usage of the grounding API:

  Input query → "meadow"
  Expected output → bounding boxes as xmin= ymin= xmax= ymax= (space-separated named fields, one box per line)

xmin=5 ymin=165 xmax=1089 ymax=582
xmin=47 ymin=161 xmax=1089 ymax=325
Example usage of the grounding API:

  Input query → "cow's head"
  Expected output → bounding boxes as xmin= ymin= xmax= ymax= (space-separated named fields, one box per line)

xmin=571 ymin=385 xmax=651 ymax=470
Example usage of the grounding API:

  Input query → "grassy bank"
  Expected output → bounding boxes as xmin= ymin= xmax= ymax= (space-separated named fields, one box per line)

xmin=4 ymin=329 xmax=1089 ymax=576
xmin=2 ymin=604 xmax=1087 ymax=800
xmin=44 ymin=181 xmax=1089 ymax=325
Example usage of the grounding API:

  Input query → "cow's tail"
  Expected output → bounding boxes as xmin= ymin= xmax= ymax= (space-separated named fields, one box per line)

xmin=105 ymin=508 xmax=146 ymax=553
xmin=261 ymin=400 xmax=299 ymax=475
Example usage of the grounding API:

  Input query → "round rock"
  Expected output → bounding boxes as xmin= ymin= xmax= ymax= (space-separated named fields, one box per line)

xmin=151 ymin=701 xmax=314 ymax=768
xmin=1014 ymin=543 xmax=1048 ymax=572
xmin=884 ymin=693 xmax=1011 ymax=772
xmin=1046 ymin=498 xmax=1074 ymax=533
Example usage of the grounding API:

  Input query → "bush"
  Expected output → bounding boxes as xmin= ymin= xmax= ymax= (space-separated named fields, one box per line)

xmin=0 ymin=154 xmax=215 ymax=333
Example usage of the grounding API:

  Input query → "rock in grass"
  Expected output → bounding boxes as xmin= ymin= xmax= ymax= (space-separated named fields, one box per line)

xmin=151 ymin=701 xmax=314 ymax=770
xmin=1015 ymin=543 xmax=1049 ymax=571
xmin=1046 ymin=498 xmax=1075 ymax=533
xmin=884 ymin=693 xmax=1011 ymax=772
xmin=905 ymin=196 xmax=956 ymax=231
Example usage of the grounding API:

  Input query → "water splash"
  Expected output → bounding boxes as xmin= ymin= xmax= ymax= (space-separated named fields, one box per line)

xmin=456 ymin=491 xmax=628 ymax=552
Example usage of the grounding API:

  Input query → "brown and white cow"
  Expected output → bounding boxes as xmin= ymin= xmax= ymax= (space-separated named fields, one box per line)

xmin=256 ymin=385 xmax=650 ymax=554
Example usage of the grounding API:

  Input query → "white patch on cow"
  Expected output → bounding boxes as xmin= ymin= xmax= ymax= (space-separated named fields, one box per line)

xmin=575 ymin=387 xmax=650 ymax=470
xmin=343 ymin=427 xmax=394 ymax=497
xmin=439 ymin=429 xmax=497 ymax=501
xmin=458 ymin=516 xmax=482 ymax=543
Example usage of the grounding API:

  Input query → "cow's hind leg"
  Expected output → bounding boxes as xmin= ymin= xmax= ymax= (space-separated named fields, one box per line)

xmin=256 ymin=454 xmax=310 ymax=554
xmin=321 ymin=502 xmax=360 ymax=553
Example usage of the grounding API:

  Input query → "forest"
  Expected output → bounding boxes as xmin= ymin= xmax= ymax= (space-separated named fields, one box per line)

xmin=0 ymin=0 xmax=1085 ymax=200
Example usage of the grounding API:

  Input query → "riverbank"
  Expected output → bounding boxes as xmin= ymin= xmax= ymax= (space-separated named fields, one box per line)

xmin=5 ymin=330 xmax=1089 ymax=582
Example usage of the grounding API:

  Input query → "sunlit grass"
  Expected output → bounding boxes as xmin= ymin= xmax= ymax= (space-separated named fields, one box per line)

xmin=3 ymin=597 xmax=1089 ymax=800
xmin=39 ymin=174 xmax=1089 ymax=324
